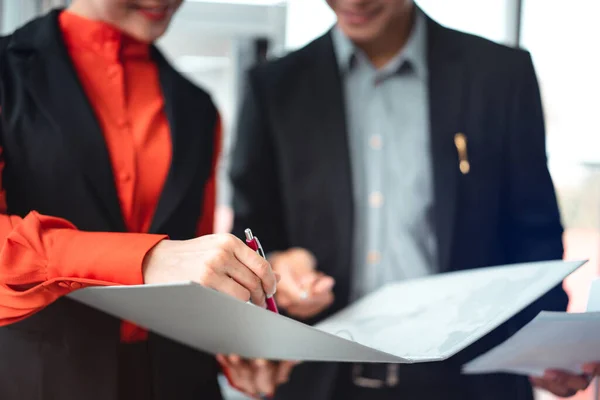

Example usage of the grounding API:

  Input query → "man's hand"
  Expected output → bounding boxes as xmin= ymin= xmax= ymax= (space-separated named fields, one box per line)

xmin=583 ymin=362 xmax=600 ymax=377
xmin=217 ymin=354 xmax=298 ymax=398
xmin=142 ymin=234 xmax=278 ymax=308
xmin=269 ymin=248 xmax=335 ymax=319
xmin=530 ymin=366 xmax=599 ymax=398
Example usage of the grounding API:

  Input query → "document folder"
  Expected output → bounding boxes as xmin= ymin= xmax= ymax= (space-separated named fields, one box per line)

xmin=464 ymin=271 xmax=600 ymax=376
xmin=69 ymin=260 xmax=585 ymax=363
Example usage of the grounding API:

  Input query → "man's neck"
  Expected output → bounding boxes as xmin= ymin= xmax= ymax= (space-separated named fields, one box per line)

xmin=357 ymin=8 xmax=416 ymax=69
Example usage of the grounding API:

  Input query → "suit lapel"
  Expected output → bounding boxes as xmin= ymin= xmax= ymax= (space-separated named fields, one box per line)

xmin=11 ymin=10 xmax=125 ymax=231
xmin=312 ymin=21 xmax=465 ymax=276
xmin=426 ymin=19 xmax=466 ymax=273
xmin=306 ymin=34 xmax=355 ymax=280
xmin=149 ymin=48 xmax=215 ymax=234
xmin=9 ymin=11 xmax=214 ymax=235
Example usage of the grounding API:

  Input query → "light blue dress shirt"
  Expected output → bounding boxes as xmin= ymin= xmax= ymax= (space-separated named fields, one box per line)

xmin=331 ymin=10 xmax=438 ymax=300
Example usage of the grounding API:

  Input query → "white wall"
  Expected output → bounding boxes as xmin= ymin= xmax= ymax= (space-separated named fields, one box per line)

xmin=284 ymin=0 xmax=336 ymax=51
xmin=283 ymin=0 xmax=519 ymax=52
xmin=417 ymin=0 xmax=518 ymax=45
xmin=520 ymin=0 xmax=600 ymax=165
xmin=1 ymin=0 xmax=71 ymax=35
xmin=1 ymin=0 xmax=38 ymax=35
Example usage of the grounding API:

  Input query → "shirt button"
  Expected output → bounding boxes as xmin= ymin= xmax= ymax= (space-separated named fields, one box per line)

xmin=370 ymin=135 xmax=382 ymax=150
xmin=104 ymin=42 xmax=117 ymax=52
xmin=108 ymin=65 xmax=121 ymax=79
xmin=120 ymin=172 xmax=132 ymax=183
xmin=70 ymin=282 xmax=83 ymax=290
xmin=369 ymin=192 xmax=384 ymax=208
xmin=117 ymin=118 xmax=129 ymax=129
xmin=367 ymin=251 xmax=381 ymax=265
xmin=58 ymin=282 xmax=70 ymax=289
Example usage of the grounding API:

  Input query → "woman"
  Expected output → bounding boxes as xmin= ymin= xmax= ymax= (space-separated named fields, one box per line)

xmin=0 ymin=1 xmax=282 ymax=399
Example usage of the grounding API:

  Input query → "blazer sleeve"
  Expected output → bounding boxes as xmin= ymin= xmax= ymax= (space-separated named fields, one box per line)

xmin=196 ymin=114 xmax=222 ymax=236
xmin=0 ymin=38 xmax=168 ymax=328
xmin=0 ymin=148 xmax=166 ymax=327
xmin=229 ymin=70 xmax=290 ymax=252
xmin=503 ymin=52 xmax=568 ymax=317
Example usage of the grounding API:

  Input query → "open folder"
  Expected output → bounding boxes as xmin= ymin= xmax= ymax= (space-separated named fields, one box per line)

xmin=464 ymin=274 xmax=600 ymax=377
xmin=69 ymin=260 xmax=585 ymax=363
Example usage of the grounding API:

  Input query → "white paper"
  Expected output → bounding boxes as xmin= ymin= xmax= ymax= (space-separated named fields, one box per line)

xmin=315 ymin=260 xmax=585 ymax=362
xmin=463 ymin=268 xmax=600 ymax=377
xmin=587 ymin=282 xmax=600 ymax=400
xmin=463 ymin=311 xmax=600 ymax=377
xmin=69 ymin=260 xmax=584 ymax=363
xmin=587 ymin=278 xmax=600 ymax=312
xmin=72 ymin=281 xmax=406 ymax=363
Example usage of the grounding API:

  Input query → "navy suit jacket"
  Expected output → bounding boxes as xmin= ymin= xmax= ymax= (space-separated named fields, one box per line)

xmin=230 ymin=12 xmax=567 ymax=400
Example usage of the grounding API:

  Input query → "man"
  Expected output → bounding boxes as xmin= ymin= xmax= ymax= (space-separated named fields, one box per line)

xmin=0 ymin=1 xmax=280 ymax=399
xmin=229 ymin=0 xmax=569 ymax=399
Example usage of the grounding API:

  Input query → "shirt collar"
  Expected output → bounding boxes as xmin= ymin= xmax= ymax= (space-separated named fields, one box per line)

xmin=59 ymin=10 xmax=150 ymax=63
xmin=332 ymin=8 xmax=428 ymax=78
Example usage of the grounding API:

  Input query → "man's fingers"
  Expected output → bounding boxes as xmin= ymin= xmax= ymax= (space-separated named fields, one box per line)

xmin=287 ymin=296 xmax=333 ymax=319
xmin=312 ymin=275 xmax=335 ymax=294
xmin=532 ymin=371 xmax=590 ymax=398
xmin=228 ymin=354 xmax=242 ymax=364
xmin=276 ymin=263 xmax=312 ymax=300
xmin=252 ymin=359 xmax=276 ymax=396
xmin=283 ymin=248 xmax=317 ymax=272
xmin=220 ymin=356 xmax=295 ymax=398
xmin=275 ymin=291 xmax=294 ymax=308
xmin=286 ymin=291 xmax=334 ymax=318
xmin=307 ymin=291 xmax=334 ymax=308
xmin=544 ymin=370 xmax=591 ymax=391
xmin=297 ymin=273 xmax=334 ymax=300
xmin=582 ymin=363 xmax=600 ymax=376
xmin=276 ymin=361 xmax=297 ymax=384
xmin=563 ymin=374 xmax=592 ymax=391
xmin=299 ymin=274 xmax=319 ymax=289
xmin=287 ymin=291 xmax=331 ymax=309
xmin=228 ymin=357 xmax=257 ymax=396
xmin=530 ymin=377 xmax=573 ymax=397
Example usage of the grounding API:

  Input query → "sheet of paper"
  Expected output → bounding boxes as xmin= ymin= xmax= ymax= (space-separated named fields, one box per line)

xmin=71 ymin=281 xmax=406 ymax=363
xmin=463 ymin=271 xmax=599 ymax=377
xmin=586 ymin=282 xmax=600 ymax=400
xmin=463 ymin=311 xmax=600 ymax=377
xmin=69 ymin=260 xmax=584 ymax=363
xmin=316 ymin=260 xmax=585 ymax=362
xmin=587 ymin=278 xmax=600 ymax=312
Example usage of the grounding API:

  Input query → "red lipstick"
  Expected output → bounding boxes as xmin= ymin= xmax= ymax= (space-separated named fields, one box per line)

xmin=137 ymin=6 xmax=169 ymax=21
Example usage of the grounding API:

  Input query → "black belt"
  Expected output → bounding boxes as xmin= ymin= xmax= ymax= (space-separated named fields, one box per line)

xmin=332 ymin=362 xmax=469 ymax=400
xmin=349 ymin=361 xmax=460 ymax=389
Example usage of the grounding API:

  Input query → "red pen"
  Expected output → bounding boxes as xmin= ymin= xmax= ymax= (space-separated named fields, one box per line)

xmin=245 ymin=228 xmax=279 ymax=314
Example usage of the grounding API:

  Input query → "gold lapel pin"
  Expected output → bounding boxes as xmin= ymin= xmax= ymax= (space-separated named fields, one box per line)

xmin=454 ymin=133 xmax=470 ymax=175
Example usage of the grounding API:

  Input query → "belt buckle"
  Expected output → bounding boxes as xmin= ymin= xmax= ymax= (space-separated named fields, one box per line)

xmin=352 ymin=364 xmax=399 ymax=388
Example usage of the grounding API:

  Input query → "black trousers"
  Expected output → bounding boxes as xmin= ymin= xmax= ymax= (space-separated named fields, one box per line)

xmin=118 ymin=340 xmax=223 ymax=400
xmin=118 ymin=342 xmax=153 ymax=400
xmin=331 ymin=363 xmax=473 ymax=400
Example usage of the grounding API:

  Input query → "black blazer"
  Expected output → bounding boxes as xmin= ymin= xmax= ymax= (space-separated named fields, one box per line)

xmin=0 ymin=10 xmax=221 ymax=400
xmin=230 ymin=14 xmax=567 ymax=400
